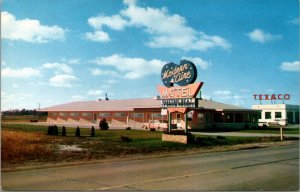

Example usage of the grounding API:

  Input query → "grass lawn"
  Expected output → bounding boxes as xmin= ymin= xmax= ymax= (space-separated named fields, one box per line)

xmin=1 ymin=122 xmax=298 ymax=167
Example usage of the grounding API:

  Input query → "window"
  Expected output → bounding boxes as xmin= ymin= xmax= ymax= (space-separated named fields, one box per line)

xmin=114 ymin=113 xmax=127 ymax=118
xmin=176 ymin=113 xmax=181 ymax=123
xmin=225 ymin=113 xmax=234 ymax=123
xmin=205 ymin=113 xmax=210 ymax=123
xmin=132 ymin=113 xmax=144 ymax=118
xmin=197 ymin=113 xmax=204 ymax=122
xmin=275 ymin=112 xmax=282 ymax=118
xmin=82 ymin=112 xmax=92 ymax=117
xmin=214 ymin=113 xmax=223 ymax=123
xmin=252 ymin=114 xmax=258 ymax=123
xmin=265 ymin=112 xmax=271 ymax=119
xmin=99 ymin=113 xmax=110 ymax=118
xmin=49 ymin=112 xmax=58 ymax=116
xmin=59 ymin=112 xmax=67 ymax=117
xmin=235 ymin=113 xmax=243 ymax=123
xmin=152 ymin=113 xmax=162 ymax=118
xmin=246 ymin=113 xmax=253 ymax=123
xmin=70 ymin=112 xmax=79 ymax=117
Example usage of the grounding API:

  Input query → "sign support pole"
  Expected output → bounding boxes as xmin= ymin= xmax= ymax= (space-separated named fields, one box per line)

xmin=280 ymin=126 xmax=283 ymax=141
xmin=168 ymin=112 xmax=172 ymax=132
xmin=185 ymin=113 xmax=188 ymax=133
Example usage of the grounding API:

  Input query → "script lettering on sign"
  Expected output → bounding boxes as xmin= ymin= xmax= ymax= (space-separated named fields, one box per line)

xmin=161 ymin=60 xmax=197 ymax=87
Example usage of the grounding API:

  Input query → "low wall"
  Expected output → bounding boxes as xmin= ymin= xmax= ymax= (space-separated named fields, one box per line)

xmin=162 ymin=134 xmax=191 ymax=144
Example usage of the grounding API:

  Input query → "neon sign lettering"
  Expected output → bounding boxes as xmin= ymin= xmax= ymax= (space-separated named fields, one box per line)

xmin=161 ymin=60 xmax=197 ymax=87
xmin=253 ymin=94 xmax=290 ymax=100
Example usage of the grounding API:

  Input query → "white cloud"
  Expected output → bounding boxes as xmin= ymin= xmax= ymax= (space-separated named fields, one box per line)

xmin=2 ymin=67 xmax=41 ymax=78
xmin=85 ymin=31 xmax=110 ymax=42
xmin=213 ymin=90 xmax=232 ymax=96
xmin=67 ymin=59 xmax=81 ymax=65
xmin=280 ymin=61 xmax=300 ymax=72
xmin=288 ymin=17 xmax=299 ymax=25
xmin=90 ymin=54 xmax=166 ymax=79
xmin=88 ymin=14 xmax=128 ymax=30
xmin=1 ymin=11 xmax=66 ymax=43
xmin=213 ymin=89 xmax=246 ymax=106
xmin=85 ymin=1 xmax=230 ymax=51
xmin=70 ymin=95 xmax=86 ymax=101
xmin=90 ymin=68 xmax=118 ymax=76
xmin=181 ymin=57 xmax=211 ymax=70
xmin=121 ymin=2 xmax=230 ymax=51
xmin=247 ymin=28 xmax=282 ymax=43
xmin=49 ymin=74 xmax=79 ymax=87
xmin=241 ymin=89 xmax=251 ymax=93
xmin=42 ymin=62 xmax=73 ymax=74
xmin=86 ymin=90 xmax=104 ymax=96
xmin=1 ymin=92 xmax=34 ymax=110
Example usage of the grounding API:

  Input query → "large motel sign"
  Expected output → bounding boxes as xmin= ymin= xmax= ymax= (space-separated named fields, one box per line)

xmin=157 ymin=59 xmax=204 ymax=132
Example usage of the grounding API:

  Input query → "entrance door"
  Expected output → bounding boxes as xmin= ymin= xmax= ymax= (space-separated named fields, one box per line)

xmin=93 ymin=113 xmax=97 ymax=123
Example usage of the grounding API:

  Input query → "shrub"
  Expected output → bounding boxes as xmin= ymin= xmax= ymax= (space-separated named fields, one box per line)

xmin=53 ymin=125 xmax=58 ymax=136
xmin=47 ymin=125 xmax=53 ymax=135
xmin=150 ymin=128 xmax=156 ymax=131
xmin=126 ymin=127 xmax=131 ymax=130
xmin=62 ymin=126 xmax=66 ymax=137
xmin=217 ymin=136 xmax=226 ymax=140
xmin=75 ymin=126 xmax=81 ymax=137
xmin=91 ymin=126 xmax=95 ymax=137
xmin=99 ymin=119 xmax=109 ymax=130
xmin=121 ymin=136 xmax=132 ymax=142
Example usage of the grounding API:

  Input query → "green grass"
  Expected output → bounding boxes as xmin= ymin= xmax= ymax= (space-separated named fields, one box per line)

xmin=1 ymin=115 xmax=47 ymax=122
xmin=1 ymin=122 xmax=298 ymax=166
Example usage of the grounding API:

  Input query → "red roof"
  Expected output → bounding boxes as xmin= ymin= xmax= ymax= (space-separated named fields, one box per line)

xmin=40 ymin=97 xmax=253 ymax=112
xmin=39 ymin=98 xmax=161 ymax=112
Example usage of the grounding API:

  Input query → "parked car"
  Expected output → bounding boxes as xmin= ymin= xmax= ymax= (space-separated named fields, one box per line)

xmin=148 ymin=120 xmax=168 ymax=130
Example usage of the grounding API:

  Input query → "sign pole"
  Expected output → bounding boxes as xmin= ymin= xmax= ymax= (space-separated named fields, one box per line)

xmin=280 ymin=126 xmax=283 ymax=141
xmin=168 ymin=112 xmax=172 ymax=132
xmin=185 ymin=112 xmax=188 ymax=134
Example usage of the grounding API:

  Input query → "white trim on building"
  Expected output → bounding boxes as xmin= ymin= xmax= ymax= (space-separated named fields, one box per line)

xmin=252 ymin=104 xmax=299 ymax=126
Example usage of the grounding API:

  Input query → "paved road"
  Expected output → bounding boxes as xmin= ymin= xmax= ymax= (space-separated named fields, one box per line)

xmin=2 ymin=143 xmax=299 ymax=191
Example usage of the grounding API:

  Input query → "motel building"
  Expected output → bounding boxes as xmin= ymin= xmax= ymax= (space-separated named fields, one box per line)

xmin=40 ymin=97 xmax=260 ymax=130
xmin=40 ymin=59 xmax=261 ymax=130
xmin=251 ymin=94 xmax=299 ymax=126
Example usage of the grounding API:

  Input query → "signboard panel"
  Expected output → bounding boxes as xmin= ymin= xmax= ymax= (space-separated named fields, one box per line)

xmin=157 ymin=82 xmax=203 ymax=99
xmin=161 ymin=60 xmax=197 ymax=87
xmin=161 ymin=98 xmax=198 ymax=108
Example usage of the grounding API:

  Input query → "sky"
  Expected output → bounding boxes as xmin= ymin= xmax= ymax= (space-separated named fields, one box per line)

xmin=1 ymin=0 xmax=299 ymax=110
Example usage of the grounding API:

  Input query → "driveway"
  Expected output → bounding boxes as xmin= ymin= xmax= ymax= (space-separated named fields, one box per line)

xmin=191 ymin=131 xmax=299 ymax=138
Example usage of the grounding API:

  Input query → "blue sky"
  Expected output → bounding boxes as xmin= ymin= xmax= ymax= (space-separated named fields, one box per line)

xmin=1 ymin=0 xmax=299 ymax=110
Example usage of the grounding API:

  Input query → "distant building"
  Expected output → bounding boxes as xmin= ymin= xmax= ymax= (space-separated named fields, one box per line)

xmin=40 ymin=98 xmax=259 ymax=129
xmin=252 ymin=104 xmax=300 ymax=126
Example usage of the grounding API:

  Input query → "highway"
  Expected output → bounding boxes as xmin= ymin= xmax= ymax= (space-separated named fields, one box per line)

xmin=2 ymin=142 xmax=299 ymax=191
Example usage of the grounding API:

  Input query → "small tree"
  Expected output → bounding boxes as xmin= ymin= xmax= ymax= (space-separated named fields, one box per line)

xmin=99 ymin=119 xmax=109 ymax=130
xmin=62 ymin=126 xmax=66 ymax=136
xmin=91 ymin=126 xmax=95 ymax=137
xmin=53 ymin=125 xmax=58 ymax=136
xmin=47 ymin=125 xmax=52 ymax=135
xmin=75 ymin=126 xmax=81 ymax=137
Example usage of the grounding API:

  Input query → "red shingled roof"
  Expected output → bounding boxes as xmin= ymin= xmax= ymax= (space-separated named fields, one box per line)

xmin=39 ymin=98 xmax=161 ymax=112
xmin=40 ymin=98 xmax=253 ymax=112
